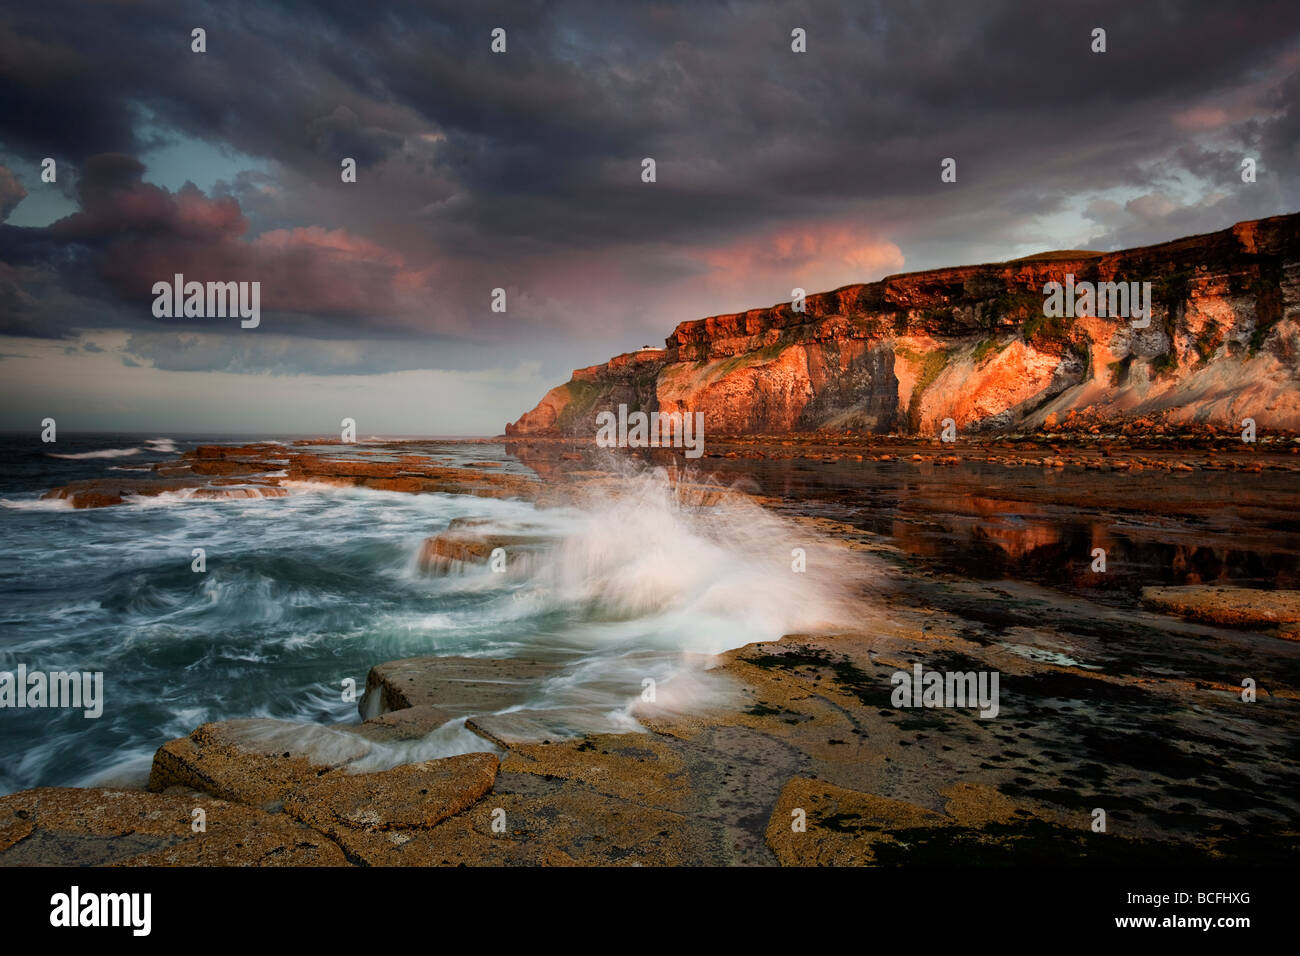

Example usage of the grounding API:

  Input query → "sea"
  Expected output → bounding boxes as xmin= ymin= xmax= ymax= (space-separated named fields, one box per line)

xmin=0 ymin=433 xmax=856 ymax=794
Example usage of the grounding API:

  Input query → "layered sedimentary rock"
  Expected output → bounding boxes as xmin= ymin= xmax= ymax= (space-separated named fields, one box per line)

xmin=508 ymin=213 xmax=1300 ymax=436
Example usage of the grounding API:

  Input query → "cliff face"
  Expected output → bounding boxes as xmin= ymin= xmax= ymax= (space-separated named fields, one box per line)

xmin=507 ymin=213 xmax=1300 ymax=436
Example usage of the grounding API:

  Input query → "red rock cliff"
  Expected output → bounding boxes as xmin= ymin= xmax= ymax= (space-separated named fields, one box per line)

xmin=508 ymin=213 xmax=1300 ymax=436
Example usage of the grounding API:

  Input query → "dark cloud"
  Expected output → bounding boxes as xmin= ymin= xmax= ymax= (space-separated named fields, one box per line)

xmin=123 ymin=331 xmax=447 ymax=375
xmin=50 ymin=154 xmax=245 ymax=245
xmin=306 ymin=106 xmax=406 ymax=170
xmin=0 ymin=0 xmax=1298 ymax=381
xmin=15 ymin=153 xmax=420 ymax=337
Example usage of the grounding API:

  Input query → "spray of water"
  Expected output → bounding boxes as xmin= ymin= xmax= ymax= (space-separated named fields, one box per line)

xmin=6 ymin=456 xmax=884 ymax=788
xmin=352 ymin=460 xmax=885 ymax=766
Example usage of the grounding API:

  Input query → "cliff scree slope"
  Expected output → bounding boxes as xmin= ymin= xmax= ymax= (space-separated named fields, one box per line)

xmin=508 ymin=213 xmax=1300 ymax=436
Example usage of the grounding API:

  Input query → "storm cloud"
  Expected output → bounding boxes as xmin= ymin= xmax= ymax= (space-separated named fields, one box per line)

xmin=0 ymin=0 xmax=1298 ymax=428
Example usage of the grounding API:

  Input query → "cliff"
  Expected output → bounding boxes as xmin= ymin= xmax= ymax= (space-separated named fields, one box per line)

xmin=507 ymin=212 xmax=1300 ymax=436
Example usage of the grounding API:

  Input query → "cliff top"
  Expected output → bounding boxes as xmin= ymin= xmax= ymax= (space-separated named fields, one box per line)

xmin=665 ymin=211 xmax=1300 ymax=343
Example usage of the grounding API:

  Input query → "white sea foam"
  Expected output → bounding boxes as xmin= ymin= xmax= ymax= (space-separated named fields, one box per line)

xmin=378 ymin=465 xmax=881 ymax=747
xmin=0 ymin=496 xmax=73 ymax=510
xmin=47 ymin=447 xmax=142 ymax=459
xmin=0 ymin=456 xmax=883 ymax=792
xmin=484 ymin=468 xmax=866 ymax=651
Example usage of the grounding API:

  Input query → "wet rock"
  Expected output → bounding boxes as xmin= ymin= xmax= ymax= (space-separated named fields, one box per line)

xmin=42 ymin=477 xmax=203 ymax=508
xmin=68 ymin=491 xmax=124 ymax=509
xmin=148 ymin=719 xmax=372 ymax=809
xmin=190 ymin=443 xmax=289 ymax=460
xmin=765 ymin=777 xmax=949 ymax=866
xmin=281 ymin=753 xmax=498 ymax=852
xmin=337 ymin=770 xmax=692 ymax=866
xmin=498 ymin=733 xmax=691 ymax=812
xmin=186 ymin=459 xmax=268 ymax=476
xmin=1141 ymin=586 xmax=1300 ymax=629
xmin=360 ymin=656 xmax=561 ymax=718
xmin=189 ymin=485 xmax=289 ymax=500
xmin=339 ymin=704 xmax=457 ymax=743
xmin=286 ymin=453 xmax=539 ymax=500
xmin=42 ymin=474 xmax=286 ymax=509
xmin=114 ymin=816 xmax=348 ymax=867
xmin=0 ymin=787 xmax=346 ymax=867
xmin=465 ymin=708 xmax=636 ymax=749
xmin=417 ymin=519 xmax=555 ymax=575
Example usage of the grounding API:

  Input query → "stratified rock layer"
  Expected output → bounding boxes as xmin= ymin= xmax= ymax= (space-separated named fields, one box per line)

xmin=509 ymin=213 xmax=1300 ymax=436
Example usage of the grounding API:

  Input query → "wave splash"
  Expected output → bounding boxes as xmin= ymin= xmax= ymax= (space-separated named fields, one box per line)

xmin=0 ymin=460 xmax=880 ymax=790
xmin=512 ymin=468 xmax=866 ymax=651
xmin=45 ymin=437 xmax=175 ymax=460
xmin=47 ymin=447 xmax=143 ymax=460
xmin=390 ymin=463 xmax=879 ymax=760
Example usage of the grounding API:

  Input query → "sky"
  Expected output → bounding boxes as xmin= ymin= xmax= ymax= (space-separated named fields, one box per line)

xmin=1 ymin=0 xmax=1298 ymax=435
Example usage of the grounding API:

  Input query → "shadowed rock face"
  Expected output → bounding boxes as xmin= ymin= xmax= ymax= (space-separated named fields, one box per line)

xmin=508 ymin=213 xmax=1300 ymax=437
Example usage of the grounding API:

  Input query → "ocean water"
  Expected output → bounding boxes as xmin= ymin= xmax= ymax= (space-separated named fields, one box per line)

xmin=0 ymin=434 xmax=861 ymax=795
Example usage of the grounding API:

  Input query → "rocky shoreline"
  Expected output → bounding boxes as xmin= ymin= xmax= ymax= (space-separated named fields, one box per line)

xmin=37 ymin=424 xmax=1300 ymax=511
xmin=3 ymin=438 xmax=1298 ymax=865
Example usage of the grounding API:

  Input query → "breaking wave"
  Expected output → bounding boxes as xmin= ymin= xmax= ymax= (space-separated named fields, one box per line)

xmin=47 ymin=447 xmax=143 ymax=459
xmin=0 ymin=458 xmax=878 ymax=792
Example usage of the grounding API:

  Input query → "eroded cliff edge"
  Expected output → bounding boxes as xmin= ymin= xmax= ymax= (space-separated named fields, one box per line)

xmin=508 ymin=213 xmax=1300 ymax=436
